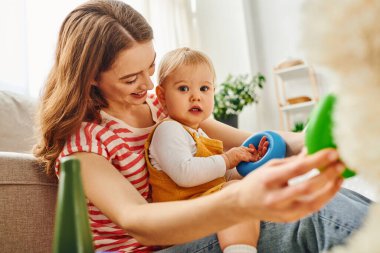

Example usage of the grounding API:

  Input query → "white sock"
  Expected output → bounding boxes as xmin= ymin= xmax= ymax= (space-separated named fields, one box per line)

xmin=223 ymin=244 xmax=257 ymax=253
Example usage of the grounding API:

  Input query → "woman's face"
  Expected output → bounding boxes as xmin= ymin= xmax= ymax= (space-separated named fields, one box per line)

xmin=96 ymin=41 xmax=156 ymax=109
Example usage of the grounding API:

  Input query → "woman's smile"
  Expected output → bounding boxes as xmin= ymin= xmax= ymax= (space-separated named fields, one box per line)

xmin=131 ymin=90 xmax=147 ymax=99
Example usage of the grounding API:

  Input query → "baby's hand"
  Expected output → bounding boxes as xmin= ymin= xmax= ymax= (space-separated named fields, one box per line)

xmin=245 ymin=136 xmax=269 ymax=162
xmin=222 ymin=136 xmax=269 ymax=169
xmin=256 ymin=136 xmax=269 ymax=160
xmin=248 ymin=144 xmax=261 ymax=162
xmin=223 ymin=147 xmax=254 ymax=169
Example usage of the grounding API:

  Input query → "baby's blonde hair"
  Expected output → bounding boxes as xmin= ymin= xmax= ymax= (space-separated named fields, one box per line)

xmin=158 ymin=47 xmax=216 ymax=86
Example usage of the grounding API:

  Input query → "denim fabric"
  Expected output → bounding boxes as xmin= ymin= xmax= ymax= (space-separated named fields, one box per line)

xmin=157 ymin=234 xmax=221 ymax=253
xmin=159 ymin=188 xmax=371 ymax=253
xmin=257 ymin=188 xmax=371 ymax=253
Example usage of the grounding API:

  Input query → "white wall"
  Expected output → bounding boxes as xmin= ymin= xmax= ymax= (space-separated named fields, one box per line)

xmin=243 ymin=0 xmax=330 ymax=130
xmin=194 ymin=0 xmax=260 ymax=132
xmin=245 ymin=0 xmax=306 ymax=130
xmin=0 ymin=0 xmax=28 ymax=94
xmin=192 ymin=0 xmax=325 ymax=132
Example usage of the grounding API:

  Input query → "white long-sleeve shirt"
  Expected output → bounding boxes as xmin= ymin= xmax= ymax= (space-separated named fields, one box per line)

xmin=148 ymin=120 xmax=226 ymax=187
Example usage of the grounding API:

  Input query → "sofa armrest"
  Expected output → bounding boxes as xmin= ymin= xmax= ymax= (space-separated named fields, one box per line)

xmin=0 ymin=152 xmax=58 ymax=253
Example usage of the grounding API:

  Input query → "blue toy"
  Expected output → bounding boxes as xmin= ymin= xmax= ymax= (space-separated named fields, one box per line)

xmin=236 ymin=131 xmax=287 ymax=176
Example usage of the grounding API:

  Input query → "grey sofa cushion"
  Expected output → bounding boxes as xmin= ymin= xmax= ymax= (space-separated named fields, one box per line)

xmin=0 ymin=152 xmax=58 ymax=253
xmin=0 ymin=90 xmax=37 ymax=153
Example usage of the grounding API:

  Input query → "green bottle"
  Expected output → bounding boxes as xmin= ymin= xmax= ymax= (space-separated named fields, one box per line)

xmin=305 ymin=93 xmax=356 ymax=178
xmin=53 ymin=157 xmax=94 ymax=253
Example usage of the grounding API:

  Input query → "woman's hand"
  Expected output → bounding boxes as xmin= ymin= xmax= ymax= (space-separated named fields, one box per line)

xmin=233 ymin=148 xmax=344 ymax=222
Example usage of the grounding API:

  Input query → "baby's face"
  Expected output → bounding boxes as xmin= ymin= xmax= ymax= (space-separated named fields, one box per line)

xmin=159 ymin=63 xmax=215 ymax=129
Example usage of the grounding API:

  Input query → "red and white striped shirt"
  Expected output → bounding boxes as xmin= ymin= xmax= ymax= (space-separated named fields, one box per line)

xmin=56 ymin=94 xmax=166 ymax=252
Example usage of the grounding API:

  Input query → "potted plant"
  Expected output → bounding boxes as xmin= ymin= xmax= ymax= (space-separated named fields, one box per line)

xmin=292 ymin=120 xmax=307 ymax=132
xmin=213 ymin=73 xmax=265 ymax=127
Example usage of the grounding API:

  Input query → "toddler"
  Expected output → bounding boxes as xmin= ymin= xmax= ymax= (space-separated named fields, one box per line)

xmin=145 ymin=47 xmax=268 ymax=253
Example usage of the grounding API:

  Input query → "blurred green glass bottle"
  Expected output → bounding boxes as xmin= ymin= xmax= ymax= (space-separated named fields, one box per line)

xmin=52 ymin=157 xmax=94 ymax=253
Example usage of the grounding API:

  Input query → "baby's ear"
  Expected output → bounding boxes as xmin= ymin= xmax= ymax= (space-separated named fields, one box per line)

xmin=156 ymin=85 xmax=166 ymax=106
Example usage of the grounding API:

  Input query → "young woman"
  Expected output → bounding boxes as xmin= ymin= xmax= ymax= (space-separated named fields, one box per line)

xmin=34 ymin=0 xmax=370 ymax=252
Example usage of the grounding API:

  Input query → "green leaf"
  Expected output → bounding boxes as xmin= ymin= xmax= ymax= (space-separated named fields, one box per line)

xmin=213 ymin=72 xmax=265 ymax=118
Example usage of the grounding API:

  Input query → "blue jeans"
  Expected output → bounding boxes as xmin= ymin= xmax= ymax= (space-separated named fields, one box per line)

xmin=158 ymin=188 xmax=371 ymax=253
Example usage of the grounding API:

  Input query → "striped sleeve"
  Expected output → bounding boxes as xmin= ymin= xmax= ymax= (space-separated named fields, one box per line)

xmin=55 ymin=120 xmax=154 ymax=252
xmin=59 ymin=122 xmax=110 ymax=160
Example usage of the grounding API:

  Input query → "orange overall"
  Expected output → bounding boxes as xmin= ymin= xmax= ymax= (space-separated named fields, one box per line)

xmin=145 ymin=121 xmax=226 ymax=202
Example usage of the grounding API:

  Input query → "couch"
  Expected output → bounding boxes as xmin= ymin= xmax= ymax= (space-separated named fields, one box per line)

xmin=0 ymin=90 xmax=58 ymax=253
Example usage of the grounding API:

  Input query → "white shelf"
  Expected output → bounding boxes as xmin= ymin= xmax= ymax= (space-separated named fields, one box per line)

xmin=273 ymin=61 xmax=319 ymax=131
xmin=280 ymin=101 xmax=316 ymax=112
xmin=274 ymin=65 xmax=309 ymax=80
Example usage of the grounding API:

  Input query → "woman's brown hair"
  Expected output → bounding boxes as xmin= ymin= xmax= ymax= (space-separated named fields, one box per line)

xmin=33 ymin=0 xmax=153 ymax=174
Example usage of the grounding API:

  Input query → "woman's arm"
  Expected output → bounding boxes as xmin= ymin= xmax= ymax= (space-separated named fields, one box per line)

xmin=73 ymin=152 xmax=243 ymax=245
xmin=200 ymin=117 xmax=304 ymax=156
xmin=275 ymin=130 xmax=305 ymax=156
xmin=73 ymin=148 xmax=343 ymax=246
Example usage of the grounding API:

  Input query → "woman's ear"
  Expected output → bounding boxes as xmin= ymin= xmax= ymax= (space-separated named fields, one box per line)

xmin=89 ymin=79 xmax=98 ymax=86
xmin=89 ymin=75 xmax=100 ymax=86
xmin=156 ymin=85 xmax=166 ymax=107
